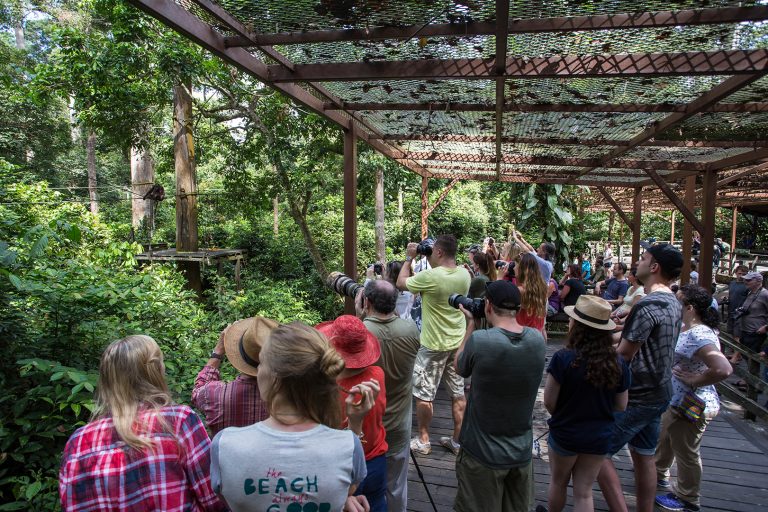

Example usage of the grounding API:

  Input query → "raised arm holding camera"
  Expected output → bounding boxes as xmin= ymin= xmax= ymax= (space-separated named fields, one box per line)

xmin=396 ymin=235 xmax=470 ymax=457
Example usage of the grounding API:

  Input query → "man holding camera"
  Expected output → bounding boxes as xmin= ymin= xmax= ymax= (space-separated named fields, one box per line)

xmin=453 ymin=280 xmax=546 ymax=511
xmin=397 ymin=235 xmax=471 ymax=456
xmin=355 ymin=279 xmax=421 ymax=512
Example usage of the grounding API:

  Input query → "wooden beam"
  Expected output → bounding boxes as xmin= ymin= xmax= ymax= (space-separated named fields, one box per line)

xmin=731 ymin=206 xmax=738 ymax=269
xmin=597 ymin=187 xmax=634 ymax=229
xmin=573 ymin=73 xmax=766 ymax=182
xmin=330 ymin=102 xmax=768 ymax=113
xmin=426 ymin=179 xmax=460 ymax=216
xmin=380 ymin=135 xmax=768 ymax=147
xmin=406 ymin=152 xmax=709 ymax=171
xmin=420 ymin=177 xmax=429 ymax=240
xmin=494 ymin=0 xmax=509 ymax=181
xmin=343 ymin=127 xmax=357 ymax=314
xmin=224 ymin=6 xmax=768 ymax=46
xmin=632 ymin=187 xmax=642 ymax=263
xmin=707 ymin=148 xmax=768 ymax=171
xmin=670 ymin=210 xmax=677 ymax=245
xmin=644 ymin=169 xmax=705 ymax=234
xmin=699 ymin=169 xmax=718 ymax=285
xmin=717 ymin=161 xmax=768 ymax=187
xmin=266 ymin=50 xmax=768 ymax=82
xmin=680 ymin=176 xmax=695 ymax=285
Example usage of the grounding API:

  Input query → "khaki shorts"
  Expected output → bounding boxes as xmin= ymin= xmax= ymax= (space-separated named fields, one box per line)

xmin=412 ymin=346 xmax=464 ymax=402
xmin=454 ymin=449 xmax=531 ymax=512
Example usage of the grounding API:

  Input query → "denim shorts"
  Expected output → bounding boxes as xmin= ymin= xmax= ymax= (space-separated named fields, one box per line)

xmin=609 ymin=401 xmax=670 ymax=457
xmin=548 ymin=434 xmax=577 ymax=457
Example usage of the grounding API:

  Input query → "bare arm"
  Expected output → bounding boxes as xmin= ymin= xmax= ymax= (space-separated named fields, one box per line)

xmin=607 ymin=294 xmax=625 ymax=306
xmin=616 ymin=338 xmax=641 ymax=362
xmin=559 ymin=284 xmax=571 ymax=301
xmin=396 ymin=243 xmax=418 ymax=291
xmin=543 ymin=374 xmax=560 ymax=415
xmin=673 ymin=344 xmax=732 ymax=387
xmin=453 ymin=305 xmax=475 ymax=371
xmin=512 ymin=231 xmax=535 ymax=253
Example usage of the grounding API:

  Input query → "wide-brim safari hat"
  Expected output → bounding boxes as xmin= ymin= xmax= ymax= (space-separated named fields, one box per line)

xmin=316 ymin=315 xmax=380 ymax=369
xmin=564 ymin=295 xmax=616 ymax=331
xmin=222 ymin=316 xmax=280 ymax=377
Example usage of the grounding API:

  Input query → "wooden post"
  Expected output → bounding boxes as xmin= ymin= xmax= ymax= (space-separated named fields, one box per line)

xmin=730 ymin=206 xmax=738 ymax=273
xmin=173 ymin=82 xmax=201 ymax=294
xmin=374 ymin=165 xmax=386 ymax=266
xmin=607 ymin=211 xmax=615 ymax=241
xmin=681 ymin=176 xmax=695 ymax=285
xmin=670 ymin=210 xmax=676 ymax=246
xmin=343 ymin=126 xmax=358 ymax=315
xmin=420 ymin=176 xmax=429 ymax=240
xmin=699 ymin=169 xmax=717 ymax=287
xmin=632 ymin=187 xmax=642 ymax=265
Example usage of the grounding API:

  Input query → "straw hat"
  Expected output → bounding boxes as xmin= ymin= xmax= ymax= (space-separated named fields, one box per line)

xmin=222 ymin=316 xmax=279 ymax=377
xmin=564 ymin=295 xmax=616 ymax=331
xmin=316 ymin=315 xmax=381 ymax=369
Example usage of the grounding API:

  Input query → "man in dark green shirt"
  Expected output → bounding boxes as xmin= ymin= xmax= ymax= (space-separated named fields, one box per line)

xmin=452 ymin=281 xmax=546 ymax=512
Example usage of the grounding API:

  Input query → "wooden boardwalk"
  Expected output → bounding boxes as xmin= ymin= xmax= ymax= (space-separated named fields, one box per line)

xmin=406 ymin=338 xmax=768 ymax=512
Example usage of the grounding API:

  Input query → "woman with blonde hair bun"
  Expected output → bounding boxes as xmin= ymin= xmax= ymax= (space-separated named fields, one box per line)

xmin=211 ymin=322 xmax=377 ymax=512
xmin=59 ymin=335 xmax=225 ymax=511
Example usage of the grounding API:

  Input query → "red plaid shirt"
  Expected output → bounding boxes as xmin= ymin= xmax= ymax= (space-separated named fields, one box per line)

xmin=59 ymin=405 xmax=226 ymax=512
xmin=191 ymin=365 xmax=267 ymax=435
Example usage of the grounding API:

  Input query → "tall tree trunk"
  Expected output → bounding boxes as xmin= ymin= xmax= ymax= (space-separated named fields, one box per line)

xmin=374 ymin=166 xmax=386 ymax=265
xmin=173 ymin=82 xmax=201 ymax=294
xmin=130 ymin=145 xmax=154 ymax=229
xmin=86 ymin=130 xmax=98 ymax=214
xmin=287 ymin=203 xmax=328 ymax=278
xmin=273 ymin=195 xmax=279 ymax=235
xmin=14 ymin=22 xmax=24 ymax=50
xmin=68 ymin=94 xmax=79 ymax=143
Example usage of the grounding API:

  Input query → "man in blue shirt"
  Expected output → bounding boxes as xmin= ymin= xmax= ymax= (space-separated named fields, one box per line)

xmin=512 ymin=231 xmax=555 ymax=282
xmin=597 ymin=262 xmax=629 ymax=309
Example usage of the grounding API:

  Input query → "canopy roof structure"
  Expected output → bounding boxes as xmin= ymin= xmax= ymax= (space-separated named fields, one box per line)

xmin=130 ymin=0 xmax=768 ymax=294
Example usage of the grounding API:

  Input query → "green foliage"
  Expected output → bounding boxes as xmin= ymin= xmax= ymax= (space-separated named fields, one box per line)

xmin=0 ymin=359 xmax=97 ymax=511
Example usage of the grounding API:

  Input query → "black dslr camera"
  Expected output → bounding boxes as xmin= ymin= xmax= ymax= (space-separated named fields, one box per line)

xmin=326 ymin=272 xmax=363 ymax=299
xmin=371 ymin=262 xmax=383 ymax=276
xmin=416 ymin=238 xmax=434 ymax=257
xmin=448 ymin=293 xmax=485 ymax=318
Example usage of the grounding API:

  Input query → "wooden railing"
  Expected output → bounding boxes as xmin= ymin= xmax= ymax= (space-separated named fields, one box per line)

xmin=717 ymin=331 xmax=768 ymax=421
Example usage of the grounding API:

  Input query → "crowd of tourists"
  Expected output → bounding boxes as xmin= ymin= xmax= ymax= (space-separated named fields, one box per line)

xmin=58 ymin=231 xmax=767 ymax=512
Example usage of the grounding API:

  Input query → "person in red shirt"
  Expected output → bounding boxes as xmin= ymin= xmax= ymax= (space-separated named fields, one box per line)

xmin=59 ymin=335 xmax=225 ymax=512
xmin=318 ymin=315 xmax=388 ymax=512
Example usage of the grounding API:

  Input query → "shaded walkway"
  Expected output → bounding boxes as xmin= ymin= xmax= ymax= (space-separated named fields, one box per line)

xmin=406 ymin=338 xmax=768 ymax=511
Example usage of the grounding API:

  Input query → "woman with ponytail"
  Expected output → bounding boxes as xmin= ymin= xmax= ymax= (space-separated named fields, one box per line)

xmin=654 ymin=285 xmax=732 ymax=512
xmin=211 ymin=322 xmax=375 ymax=512
xmin=59 ymin=335 xmax=225 ymax=512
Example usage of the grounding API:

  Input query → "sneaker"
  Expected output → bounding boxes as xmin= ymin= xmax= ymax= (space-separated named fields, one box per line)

xmin=655 ymin=493 xmax=700 ymax=511
xmin=410 ymin=437 xmax=431 ymax=455
xmin=657 ymin=479 xmax=671 ymax=490
xmin=439 ymin=436 xmax=461 ymax=455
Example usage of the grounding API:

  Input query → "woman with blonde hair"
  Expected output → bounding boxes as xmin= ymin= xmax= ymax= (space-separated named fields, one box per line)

xmin=516 ymin=252 xmax=549 ymax=334
xmin=59 ymin=335 xmax=225 ymax=512
xmin=211 ymin=322 xmax=376 ymax=512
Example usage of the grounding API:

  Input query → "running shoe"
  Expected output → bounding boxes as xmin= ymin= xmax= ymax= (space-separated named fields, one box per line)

xmin=655 ymin=493 xmax=700 ymax=511
xmin=410 ymin=437 xmax=431 ymax=455
xmin=439 ymin=436 xmax=461 ymax=455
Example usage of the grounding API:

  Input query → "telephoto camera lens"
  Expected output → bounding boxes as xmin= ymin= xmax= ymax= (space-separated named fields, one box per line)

xmin=448 ymin=293 xmax=485 ymax=318
xmin=326 ymin=272 xmax=364 ymax=299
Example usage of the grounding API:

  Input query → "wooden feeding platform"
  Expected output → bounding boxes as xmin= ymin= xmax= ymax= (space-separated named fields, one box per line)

xmin=136 ymin=248 xmax=245 ymax=288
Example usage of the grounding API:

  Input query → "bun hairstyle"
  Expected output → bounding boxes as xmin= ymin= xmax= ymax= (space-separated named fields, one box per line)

xmin=261 ymin=322 xmax=345 ymax=427
xmin=678 ymin=284 xmax=720 ymax=330
xmin=94 ymin=335 xmax=172 ymax=450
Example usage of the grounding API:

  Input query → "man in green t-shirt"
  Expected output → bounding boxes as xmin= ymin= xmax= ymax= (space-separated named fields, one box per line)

xmin=396 ymin=234 xmax=471 ymax=456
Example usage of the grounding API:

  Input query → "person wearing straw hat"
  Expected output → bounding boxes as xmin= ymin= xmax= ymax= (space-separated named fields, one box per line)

xmin=318 ymin=315 xmax=388 ymax=512
xmin=539 ymin=295 xmax=631 ymax=512
xmin=597 ymin=242 xmax=684 ymax=512
xmin=192 ymin=316 xmax=277 ymax=435
xmin=452 ymin=280 xmax=546 ymax=512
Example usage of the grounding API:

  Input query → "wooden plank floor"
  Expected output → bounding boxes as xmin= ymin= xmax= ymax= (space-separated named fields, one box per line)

xmin=406 ymin=337 xmax=768 ymax=511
